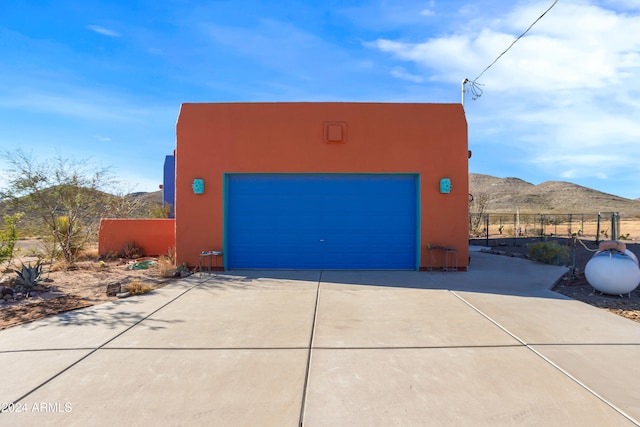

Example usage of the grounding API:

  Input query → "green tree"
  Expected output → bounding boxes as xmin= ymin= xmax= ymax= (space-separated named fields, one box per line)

xmin=0 ymin=213 xmax=23 ymax=268
xmin=0 ymin=150 xmax=114 ymax=263
xmin=149 ymin=203 xmax=172 ymax=218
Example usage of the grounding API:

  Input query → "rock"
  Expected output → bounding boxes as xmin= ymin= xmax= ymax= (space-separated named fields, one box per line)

xmin=3 ymin=294 xmax=14 ymax=301
xmin=1 ymin=287 xmax=14 ymax=297
xmin=106 ymin=282 xmax=121 ymax=297
xmin=180 ymin=270 xmax=191 ymax=277
xmin=116 ymin=292 xmax=130 ymax=298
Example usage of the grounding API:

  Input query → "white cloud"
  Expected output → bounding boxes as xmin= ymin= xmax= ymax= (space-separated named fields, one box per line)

xmin=86 ymin=25 xmax=121 ymax=37
xmin=370 ymin=2 xmax=640 ymax=91
xmin=369 ymin=0 xmax=640 ymax=187
xmin=390 ymin=67 xmax=424 ymax=83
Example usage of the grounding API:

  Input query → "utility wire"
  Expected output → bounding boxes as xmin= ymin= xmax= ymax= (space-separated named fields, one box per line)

xmin=465 ymin=0 xmax=559 ymax=100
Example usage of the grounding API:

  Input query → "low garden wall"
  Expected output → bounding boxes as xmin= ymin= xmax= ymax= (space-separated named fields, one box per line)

xmin=98 ymin=219 xmax=175 ymax=257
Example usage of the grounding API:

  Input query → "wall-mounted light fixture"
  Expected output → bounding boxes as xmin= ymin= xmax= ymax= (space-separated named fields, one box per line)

xmin=192 ymin=178 xmax=205 ymax=195
xmin=439 ymin=178 xmax=451 ymax=194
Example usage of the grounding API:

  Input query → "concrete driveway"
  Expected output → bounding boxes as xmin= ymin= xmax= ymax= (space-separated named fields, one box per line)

xmin=2 ymin=251 xmax=640 ymax=426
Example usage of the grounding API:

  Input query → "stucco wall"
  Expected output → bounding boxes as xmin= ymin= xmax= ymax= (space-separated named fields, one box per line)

xmin=175 ymin=102 xmax=468 ymax=269
xmin=98 ymin=219 xmax=175 ymax=257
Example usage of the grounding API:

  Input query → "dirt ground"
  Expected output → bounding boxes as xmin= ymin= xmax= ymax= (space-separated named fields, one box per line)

xmin=0 ymin=257 xmax=174 ymax=330
xmin=472 ymin=237 xmax=640 ymax=323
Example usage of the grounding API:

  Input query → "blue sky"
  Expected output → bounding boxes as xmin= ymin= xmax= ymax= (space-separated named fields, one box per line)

xmin=1 ymin=0 xmax=639 ymax=199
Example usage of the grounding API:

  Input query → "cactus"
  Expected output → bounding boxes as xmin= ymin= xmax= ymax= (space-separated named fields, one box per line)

xmin=14 ymin=262 xmax=44 ymax=295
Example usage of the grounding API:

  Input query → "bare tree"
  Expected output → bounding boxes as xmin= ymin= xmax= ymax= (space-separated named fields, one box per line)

xmin=0 ymin=149 xmax=114 ymax=263
xmin=469 ymin=192 xmax=490 ymax=236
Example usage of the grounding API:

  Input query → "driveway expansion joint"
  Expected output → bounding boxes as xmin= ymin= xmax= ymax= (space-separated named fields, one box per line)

xmin=298 ymin=270 xmax=323 ymax=427
xmin=451 ymin=290 xmax=640 ymax=426
xmin=8 ymin=280 xmax=203 ymax=407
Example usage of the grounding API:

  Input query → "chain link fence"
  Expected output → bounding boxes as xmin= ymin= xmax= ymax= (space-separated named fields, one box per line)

xmin=469 ymin=212 xmax=629 ymax=242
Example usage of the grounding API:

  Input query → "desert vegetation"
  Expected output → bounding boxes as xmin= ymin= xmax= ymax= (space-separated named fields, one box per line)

xmin=0 ymin=150 xmax=166 ymax=265
xmin=0 ymin=150 xmax=180 ymax=328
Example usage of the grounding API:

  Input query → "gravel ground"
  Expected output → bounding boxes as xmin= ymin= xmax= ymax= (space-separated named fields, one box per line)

xmin=471 ymin=237 xmax=640 ymax=323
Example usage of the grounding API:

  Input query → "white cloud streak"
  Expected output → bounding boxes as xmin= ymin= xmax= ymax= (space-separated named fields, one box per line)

xmin=86 ymin=25 xmax=121 ymax=37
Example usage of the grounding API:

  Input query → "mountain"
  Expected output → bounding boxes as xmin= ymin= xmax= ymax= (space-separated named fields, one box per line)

xmin=469 ymin=173 xmax=640 ymax=214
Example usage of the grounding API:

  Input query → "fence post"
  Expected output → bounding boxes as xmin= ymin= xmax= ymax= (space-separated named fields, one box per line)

xmin=596 ymin=213 xmax=601 ymax=244
xmin=618 ymin=213 xmax=621 ymax=239
xmin=568 ymin=214 xmax=572 ymax=237
xmin=611 ymin=212 xmax=619 ymax=240
xmin=485 ymin=215 xmax=489 ymax=247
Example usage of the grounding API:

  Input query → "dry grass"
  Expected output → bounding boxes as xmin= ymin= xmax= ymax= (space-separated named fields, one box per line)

xmin=124 ymin=279 xmax=156 ymax=295
xmin=157 ymin=255 xmax=177 ymax=278
xmin=76 ymin=247 xmax=100 ymax=261
xmin=483 ymin=218 xmax=640 ymax=241
xmin=50 ymin=260 xmax=74 ymax=272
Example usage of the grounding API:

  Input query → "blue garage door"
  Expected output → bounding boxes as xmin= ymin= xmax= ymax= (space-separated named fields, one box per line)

xmin=226 ymin=174 xmax=418 ymax=269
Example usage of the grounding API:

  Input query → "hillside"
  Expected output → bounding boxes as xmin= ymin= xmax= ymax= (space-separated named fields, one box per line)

xmin=470 ymin=173 xmax=640 ymax=214
xmin=0 ymin=189 xmax=164 ymax=233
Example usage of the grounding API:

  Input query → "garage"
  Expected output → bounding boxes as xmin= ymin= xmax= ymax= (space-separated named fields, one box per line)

xmin=226 ymin=174 xmax=418 ymax=269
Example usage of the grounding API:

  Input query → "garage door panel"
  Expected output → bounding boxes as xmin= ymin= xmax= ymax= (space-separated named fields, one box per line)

xmin=227 ymin=174 xmax=417 ymax=269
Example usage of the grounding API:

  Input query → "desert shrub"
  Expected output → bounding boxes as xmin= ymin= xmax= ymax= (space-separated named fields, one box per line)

xmin=166 ymin=247 xmax=176 ymax=265
xmin=103 ymin=251 xmax=119 ymax=261
xmin=75 ymin=247 xmax=100 ymax=261
xmin=0 ymin=213 xmax=23 ymax=267
xmin=124 ymin=280 xmax=155 ymax=295
xmin=528 ymin=241 xmax=569 ymax=265
xmin=158 ymin=255 xmax=176 ymax=278
xmin=50 ymin=260 xmax=75 ymax=272
xmin=149 ymin=203 xmax=172 ymax=218
xmin=54 ymin=215 xmax=85 ymax=262
xmin=121 ymin=241 xmax=143 ymax=259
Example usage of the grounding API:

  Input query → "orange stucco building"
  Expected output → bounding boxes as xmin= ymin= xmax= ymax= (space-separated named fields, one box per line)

xmin=173 ymin=102 xmax=469 ymax=270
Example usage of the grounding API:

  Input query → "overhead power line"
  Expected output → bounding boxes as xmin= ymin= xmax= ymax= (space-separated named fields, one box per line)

xmin=463 ymin=0 xmax=559 ymax=103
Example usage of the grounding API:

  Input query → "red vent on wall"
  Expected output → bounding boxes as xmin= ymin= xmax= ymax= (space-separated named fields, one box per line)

xmin=324 ymin=122 xmax=347 ymax=143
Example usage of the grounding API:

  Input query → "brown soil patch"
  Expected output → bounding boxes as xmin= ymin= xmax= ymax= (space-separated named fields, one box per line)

xmin=0 ymin=295 xmax=94 ymax=330
xmin=0 ymin=259 xmax=174 ymax=330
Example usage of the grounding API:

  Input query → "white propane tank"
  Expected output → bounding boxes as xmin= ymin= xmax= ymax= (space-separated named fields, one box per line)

xmin=585 ymin=248 xmax=640 ymax=295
